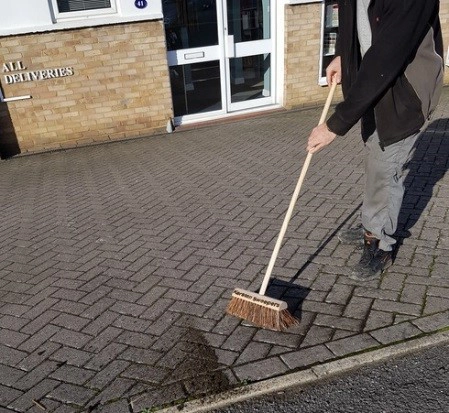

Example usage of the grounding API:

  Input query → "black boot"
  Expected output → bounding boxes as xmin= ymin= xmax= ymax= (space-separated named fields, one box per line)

xmin=350 ymin=234 xmax=393 ymax=281
xmin=350 ymin=232 xmax=379 ymax=280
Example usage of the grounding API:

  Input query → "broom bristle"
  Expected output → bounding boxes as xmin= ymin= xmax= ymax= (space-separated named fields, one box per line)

xmin=226 ymin=289 xmax=299 ymax=331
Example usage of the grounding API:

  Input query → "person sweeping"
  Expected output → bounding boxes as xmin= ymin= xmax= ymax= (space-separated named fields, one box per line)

xmin=308 ymin=0 xmax=444 ymax=282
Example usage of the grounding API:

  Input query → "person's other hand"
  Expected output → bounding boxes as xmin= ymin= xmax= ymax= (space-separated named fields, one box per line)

xmin=307 ymin=123 xmax=337 ymax=154
xmin=326 ymin=56 xmax=341 ymax=86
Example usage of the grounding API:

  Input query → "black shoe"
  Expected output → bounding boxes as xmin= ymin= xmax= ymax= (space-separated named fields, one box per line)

xmin=350 ymin=233 xmax=378 ymax=276
xmin=337 ymin=224 xmax=365 ymax=245
xmin=350 ymin=246 xmax=393 ymax=282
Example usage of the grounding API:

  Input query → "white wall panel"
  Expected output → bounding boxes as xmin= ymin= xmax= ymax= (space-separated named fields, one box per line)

xmin=0 ymin=0 xmax=163 ymax=36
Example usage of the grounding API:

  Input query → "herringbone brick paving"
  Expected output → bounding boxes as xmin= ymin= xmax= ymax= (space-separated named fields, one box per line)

xmin=1 ymin=87 xmax=449 ymax=412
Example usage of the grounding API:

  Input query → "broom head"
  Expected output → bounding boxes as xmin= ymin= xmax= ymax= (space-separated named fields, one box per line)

xmin=226 ymin=288 xmax=299 ymax=331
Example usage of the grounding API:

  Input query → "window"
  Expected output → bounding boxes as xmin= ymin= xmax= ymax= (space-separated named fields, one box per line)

xmin=51 ymin=0 xmax=117 ymax=19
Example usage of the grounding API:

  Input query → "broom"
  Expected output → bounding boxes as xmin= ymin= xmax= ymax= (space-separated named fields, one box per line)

xmin=226 ymin=81 xmax=338 ymax=331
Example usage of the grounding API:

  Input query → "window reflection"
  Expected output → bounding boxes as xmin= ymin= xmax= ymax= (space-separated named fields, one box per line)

xmin=162 ymin=0 xmax=219 ymax=50
xmin=170 ymin=61 xmax=222 ymax=116
xmin=227 ymin=0 xmax=270 ymax=43
xmin=230 ymin=54 xmax=270 ymax=103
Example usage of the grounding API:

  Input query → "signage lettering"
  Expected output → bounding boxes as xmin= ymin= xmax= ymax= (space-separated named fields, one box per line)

xmin=2 ymin=61 xmax=74 ymax=84
xmin=2 ymin=61 xmax=27 ymax=72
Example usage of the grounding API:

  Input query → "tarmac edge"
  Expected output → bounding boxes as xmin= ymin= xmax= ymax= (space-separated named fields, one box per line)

xmin=158 ymin=330 xmax=449 ymax=413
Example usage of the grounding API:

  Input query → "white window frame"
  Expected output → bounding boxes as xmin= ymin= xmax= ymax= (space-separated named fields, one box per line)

xmin=50 ymin=0 xmax=118 ymax=21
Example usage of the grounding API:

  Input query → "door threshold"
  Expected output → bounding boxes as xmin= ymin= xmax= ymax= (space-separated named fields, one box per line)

xmin=174 ymin=105 xmax=285 ymax=131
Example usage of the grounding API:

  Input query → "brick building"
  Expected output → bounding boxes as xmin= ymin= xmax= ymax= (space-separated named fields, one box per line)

xmin=1 ymin=0 xmax=448 ymax=157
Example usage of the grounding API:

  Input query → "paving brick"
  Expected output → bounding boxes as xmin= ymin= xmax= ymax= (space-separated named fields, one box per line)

xmin=18 ymin=342 xmax=62 ymax=371
xmin=412 ymin=310 xmax=449 ymax=332
xmin=314 ymin=314 xmax=364 ymax=332
xmin=343 ymin=296 xmax=373 ymax=319
xmin=87 ymin=377 xmax=135 ymax=407
xmin=83 ymin=343 xmax=127 ymax=371
xmin=0 ymin=343 xmax=28 ymax=365
xmin=0 ymin=384 xmax=23 ymax=406
xmin=50 ymin=347 xmax=93 ymax=368
xmin=221 ymin=326 xmax=256 ymax=352
xmin=22 ymin=295 xmax=60 ymax=320
xmin=50 ymin=328 xmax=93 ymax=349
xmin=369 ymin=322 xmax=422 ymax=345
xmin=0 ymin=315 xmax=29 ymax=331
xmin=400 ymin=283 xmax=427 ymax=305
xmin=371 ymin=299 xmax=422 ymax=316
xmin=235 ymin=341 xmax=271 ymax=365
xmin=0 ymin=328 xmax=30 ymax=348
xmin=50 ymin=364 xmax=96 ymax=386
xmin=0 ymin=365 xmax=26 ymax=387
xmin=233 ymin=356 xmax=289 ymax=381
xmin=281 ymin=345 xmax=335 ymax=370
xmin=423 ymin=296 xmax=449 ymax=315
xmin=48 ymin=383 xmax=97 ymax=406
xmin=300 ymin=325 xmax=334 ymax=348
xmin=116 ymin=331 xmax=157 ymax=349
xmin=9 ymin=379 xmax=59 ymax=412
xmin=120 ymin=363 xmax=168 ymax=385
xmin=325 ymin=283 xmax=354 ymax=305
xmin=326 ymin=333 xmax=380 ymax=357
xmin=82 ymin=311 xmax=120 ymax=336
xmin=84 ymin=327 xmax=123 ymax=353
xmin=51 ymin=313 xmax=91 ymax=332
xmin=129 ymin=383 xmax=186 ymax=412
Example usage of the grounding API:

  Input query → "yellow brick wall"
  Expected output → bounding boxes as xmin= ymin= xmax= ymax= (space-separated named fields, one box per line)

xmin=0 ymin=20 xmax=172 ymax=156
xmin=284 ymin=1 xmax=449 ymax=109
xmin=284 ymin=3 xmax=341 ymax=109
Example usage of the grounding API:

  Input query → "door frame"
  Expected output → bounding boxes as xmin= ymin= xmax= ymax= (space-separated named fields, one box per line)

xmin=165 ymin=0 xmax=277 ymax=125
xmin=223 ymin=0 xmax=275 ymax=112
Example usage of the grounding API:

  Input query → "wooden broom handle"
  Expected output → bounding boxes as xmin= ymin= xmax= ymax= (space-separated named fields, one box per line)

xmin=259 ymin=81 xmax=338 ymax=296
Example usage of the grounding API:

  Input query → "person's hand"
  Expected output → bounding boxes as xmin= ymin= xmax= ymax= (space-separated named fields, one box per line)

xmin=326 ymin=56 xmax=341 ymax=86
xmin=307 ymin=123 xmax=337 ymax=154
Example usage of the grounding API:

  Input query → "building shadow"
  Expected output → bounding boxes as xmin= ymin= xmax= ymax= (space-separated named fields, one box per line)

xmin=395 ymin=118 xmax=449 ymax=245
xmin=0 ymin=101 xmax=21 ymax=159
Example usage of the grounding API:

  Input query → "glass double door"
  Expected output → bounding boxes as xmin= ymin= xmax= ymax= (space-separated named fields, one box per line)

xmin=163 ymin=0 xmax=273 ymax=121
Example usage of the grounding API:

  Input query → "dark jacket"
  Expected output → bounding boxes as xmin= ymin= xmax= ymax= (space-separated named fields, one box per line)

xmin=326 ymin=0 xmax=444 ymax=147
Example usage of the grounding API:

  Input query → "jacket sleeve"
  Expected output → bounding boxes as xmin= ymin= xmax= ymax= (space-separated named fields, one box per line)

xmin=327 ymin=0 xmax=439 ymax=136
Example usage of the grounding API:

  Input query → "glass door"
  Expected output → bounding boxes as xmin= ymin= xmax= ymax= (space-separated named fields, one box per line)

xmin=163 ymin=0 xmax=226 ymax=118
xmin=162 ymin=0 xmax=274 ymax=121
xmin=225 ymin=0 xmax=273 ymax=111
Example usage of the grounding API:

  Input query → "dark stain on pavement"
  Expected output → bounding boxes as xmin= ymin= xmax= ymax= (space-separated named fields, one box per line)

xmin=176 ymin=325 xmax=231 ymax=399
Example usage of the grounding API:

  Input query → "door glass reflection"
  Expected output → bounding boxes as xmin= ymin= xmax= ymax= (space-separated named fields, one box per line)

xmin=227 ymin=0 xmax=270 ymax=43
xmin=170 ymin=61 xmax=222 ymax=117
xmin=230 ymin=54 xmax=270 ymax=103
xmin=163 ymin=0 xmax=219 ymax=50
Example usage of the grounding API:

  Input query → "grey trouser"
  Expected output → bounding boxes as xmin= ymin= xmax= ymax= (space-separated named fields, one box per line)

xmin=361 ymin=130 xmax=421 ymax=251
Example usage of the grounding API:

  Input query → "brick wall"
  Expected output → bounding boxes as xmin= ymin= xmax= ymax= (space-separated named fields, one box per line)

xmin=284 ymin=1 xmax=449 ymax=110
xmin=284 ymin=3 xmax=339 ymax=109
xmin=0 ymin=20 xmax=172 ymax=156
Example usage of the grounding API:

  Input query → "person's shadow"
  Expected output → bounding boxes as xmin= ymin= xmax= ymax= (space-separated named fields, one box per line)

xmin=395 ymin=117 xmax=449 ymax=246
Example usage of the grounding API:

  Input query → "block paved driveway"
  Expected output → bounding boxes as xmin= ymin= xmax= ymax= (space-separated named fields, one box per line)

xmin=1 ymin=88 xmax=449 ymax=413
